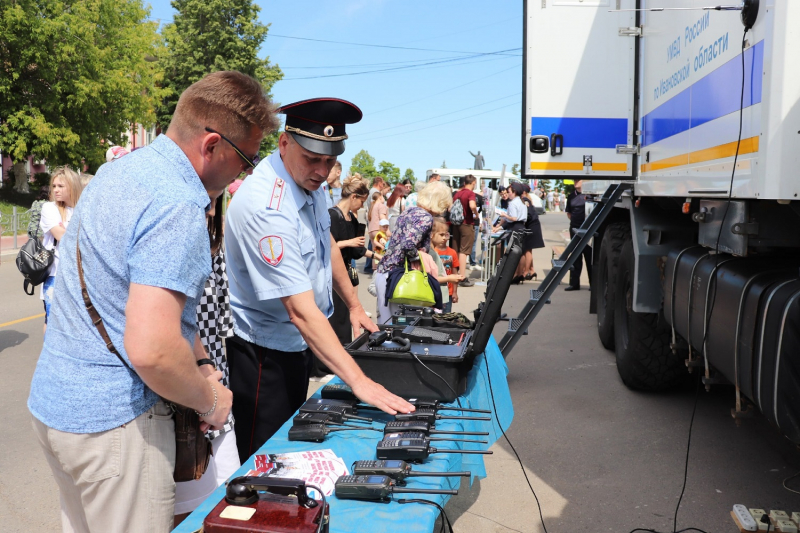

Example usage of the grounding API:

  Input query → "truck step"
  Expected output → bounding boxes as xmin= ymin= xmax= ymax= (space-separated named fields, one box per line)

xmin=508 ymin=318 xmax=528 ymax=335
xmin=529 ymin=289 xmax=550 ymax=304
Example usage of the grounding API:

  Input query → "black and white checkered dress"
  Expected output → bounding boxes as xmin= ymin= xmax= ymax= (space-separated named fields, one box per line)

xmin=197 ymin=249 xmax=235 ymax=439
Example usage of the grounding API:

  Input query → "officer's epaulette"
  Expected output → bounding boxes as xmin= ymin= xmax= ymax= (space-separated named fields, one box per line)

xmin=268 ymin=177 xmax=286 ymax=211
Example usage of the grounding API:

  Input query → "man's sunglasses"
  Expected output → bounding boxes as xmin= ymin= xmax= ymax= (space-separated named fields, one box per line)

xmin=204 ymin=127 xmax=260 ymax=169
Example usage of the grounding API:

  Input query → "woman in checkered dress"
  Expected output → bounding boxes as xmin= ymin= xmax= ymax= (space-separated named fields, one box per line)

xmin=174 ymin=196 xmax=241 ymax=520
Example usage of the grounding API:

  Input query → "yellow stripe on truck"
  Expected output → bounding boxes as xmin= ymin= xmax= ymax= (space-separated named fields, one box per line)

xmin=529 ymin=162 xmax=628 ymax=172
xmin=641 ymin=136 xmax=759 ymax=173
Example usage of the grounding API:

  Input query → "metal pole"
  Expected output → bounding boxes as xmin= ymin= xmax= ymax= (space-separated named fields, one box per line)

xmin=12 ymin=206 xmax=17 ymax=249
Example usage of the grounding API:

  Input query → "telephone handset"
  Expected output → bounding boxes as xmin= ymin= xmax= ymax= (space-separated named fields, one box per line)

xmin=225 ymin=476 xmax=317 ymax=508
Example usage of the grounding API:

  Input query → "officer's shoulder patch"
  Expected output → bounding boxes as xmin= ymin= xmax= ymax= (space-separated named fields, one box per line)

xmin=268 ymin=178 xmax=286 ymax=210
xmin=259 ymin=235 xmax=284 ymax=266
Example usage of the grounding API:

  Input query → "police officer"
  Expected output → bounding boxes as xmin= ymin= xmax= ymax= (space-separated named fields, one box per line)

xmin=224 ymin=98 xmax=414 ymax=462
xmin=565 ymin=180 xmax=591 ymax=291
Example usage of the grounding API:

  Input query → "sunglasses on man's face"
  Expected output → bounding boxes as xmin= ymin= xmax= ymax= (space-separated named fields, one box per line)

xmin=204 ymin=127 xmax=260 ymax=169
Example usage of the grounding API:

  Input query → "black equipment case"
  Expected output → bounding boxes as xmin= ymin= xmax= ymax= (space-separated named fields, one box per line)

xmin=346 ymin=233 xmax=524 ymax=401
xmin=664 ymin=247 xmax=800 ymax=443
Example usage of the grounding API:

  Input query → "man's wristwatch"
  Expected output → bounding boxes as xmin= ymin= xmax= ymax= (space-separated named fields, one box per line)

xmin=197 ymin=358 xmax=216 ymax=369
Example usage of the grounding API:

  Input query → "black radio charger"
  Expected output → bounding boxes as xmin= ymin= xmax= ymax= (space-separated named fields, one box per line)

xmin=334 ymin=474 xmax=457 ymax=502
xmin=298 ymin=403 xmax=372 ymax=424
xmin=383 ymin=420 xmax=489 ymax=437
xmin=383 ymin=431 xmax=487 ymax=444
xmin=288 ymin=424 xmax=377 ymax=443
xmin=376 ymin=438 xmax=493 ymax=462
xmin=395 ymin=408 xmax=490 ymax=426
xmin=352 ymin=460 xmax=470 ymax=485
xmin=406 ymin=398 xmax=491 ymax=414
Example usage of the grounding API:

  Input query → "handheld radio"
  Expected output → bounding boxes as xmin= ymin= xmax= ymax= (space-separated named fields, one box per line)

xmin=383 ymin=431 xmax=487 ymax=444
xmin=383 ymin=420 xmax=489 ymax=437
xmin=320 ymin=383 xmax=358 ymax=401
xmin=406 ymin=398 xmax=491 ymax=414
xmin=395 ymin=409 xmax=490 ymax=426
xmin=376 ymin=438 xmax=493 ymax=461
xmin=288 ymin=424 xmax=377 ymax=443
xmin=334 ymin=474 xmax=458 ymax=502
xmin=293 ymin=412 xmax=347 ymax=427
xmin=298 ymin=403 xmax=372 ymax=424
xmin=352 ymin=460 xmax=470 ymax=485
xmin=321 ymin=385 xmax=490 ymax=415
xmin=302 ymin=398 xmax=359 ymax=412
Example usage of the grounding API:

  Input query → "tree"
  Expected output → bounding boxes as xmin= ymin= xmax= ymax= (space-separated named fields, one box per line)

xmin=157 ymin=0 xmax=283 ymax=156
xmin=539 ymin=179 xmax=551 ymax=193
xmin=441 ymin=160 xmax=447 ymax=169
xmin=0 ymin=0 xmax=165 ymax=190
xmin=349 ymin=150 xmax=377 ymax=178
xmin=510 ymin=163 xmax=520 ymax=176
xmin=403 ymin=168 xmax=415 ymax=183
xmin=378 ymin=161 xmax=400 ymax=184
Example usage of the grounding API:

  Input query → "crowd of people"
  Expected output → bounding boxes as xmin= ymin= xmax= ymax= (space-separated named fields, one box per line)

xmin=23 ymin=70 xmax=578 ymax=532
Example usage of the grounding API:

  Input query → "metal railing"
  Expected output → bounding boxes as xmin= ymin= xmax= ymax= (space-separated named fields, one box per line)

xmin=0 ymin=207 xmax=32 ymax=250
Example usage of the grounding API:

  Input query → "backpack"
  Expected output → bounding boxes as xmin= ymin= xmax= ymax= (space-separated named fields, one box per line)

xmin=449 ymin=192 xmax=465 ymax=226
xmin=16 ymin=237 xmax=54 ymax=295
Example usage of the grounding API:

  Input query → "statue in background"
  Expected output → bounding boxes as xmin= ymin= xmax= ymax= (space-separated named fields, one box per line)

xmin=469 ymin=150 xmax=485 ymax=170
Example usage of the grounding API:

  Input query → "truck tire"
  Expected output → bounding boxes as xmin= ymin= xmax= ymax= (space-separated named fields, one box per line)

xmin=613 ymin=240 xmax=686 ymax=391
xmin=596 ymin=222 xmax=630 ymax=350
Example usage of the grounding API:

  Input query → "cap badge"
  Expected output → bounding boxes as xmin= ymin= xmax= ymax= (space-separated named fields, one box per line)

xmin=323 ymin=125 xmax=334 ymax=137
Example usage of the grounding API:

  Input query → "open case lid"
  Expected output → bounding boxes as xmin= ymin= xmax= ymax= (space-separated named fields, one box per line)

xmin=468 ymin=231 xmax=524 ymax=358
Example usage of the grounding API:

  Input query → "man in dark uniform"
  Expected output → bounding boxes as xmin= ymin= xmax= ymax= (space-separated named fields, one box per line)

xmin=565 ymin=180 xmax=591 ymax=291
xmin=225 ymin=98 xmax=414 ymax=462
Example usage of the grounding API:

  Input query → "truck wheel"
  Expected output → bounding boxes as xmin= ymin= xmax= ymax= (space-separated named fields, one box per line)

xmin=596 ymin=222 xmax=630 ymax=350
xmin=613 ymin=240 xmax=686 ymax=391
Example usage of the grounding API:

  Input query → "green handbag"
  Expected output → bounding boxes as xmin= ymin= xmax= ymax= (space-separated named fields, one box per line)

xmin=390 ymin=256 xmax=436 ymax=306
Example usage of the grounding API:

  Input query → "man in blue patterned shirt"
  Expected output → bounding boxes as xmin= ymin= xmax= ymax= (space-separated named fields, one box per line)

xmin=27 ymin=71 xmax=278 ymax=532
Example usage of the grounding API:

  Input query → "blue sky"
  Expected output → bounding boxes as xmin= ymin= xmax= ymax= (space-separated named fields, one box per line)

xmin=146 ymin=0 xmax=523 ymax=180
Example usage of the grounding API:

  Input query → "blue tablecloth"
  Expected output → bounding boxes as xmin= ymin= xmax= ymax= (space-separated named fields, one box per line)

xmin=174 ymin=336 xmax=513 ymax=533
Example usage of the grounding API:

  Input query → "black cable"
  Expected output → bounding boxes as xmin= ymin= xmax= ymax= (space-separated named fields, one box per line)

xmin=783 ymin=469 xmax=800 ymax=494
xmin=305 ymin=483 xmax=326 ymax=533
xmin=351 ymin=100 xmax=520 ymax=143
xmin=357 ymin=93 xmax=519 ymax=136
xmin=628 ymin=526 xmax=710 ymax=533
xmin=268 ymin=33 xmax=521 ymax=56
xmin=370 ymin=64 xmax=519 ymax=115
xmin=397 ymin=498 xmax=453 ymax=533
xmin=280 ymin=48 xmax=520 ymax=80
xmin=672 ymin=372 xmax=703 ymax=533
xmin=410 ymin=351 xmax=464 ymax=409
xmin=485 ymin=355 xmax=547 ymax=533
xmin=673 ymin=26 xmax=749 ymax=533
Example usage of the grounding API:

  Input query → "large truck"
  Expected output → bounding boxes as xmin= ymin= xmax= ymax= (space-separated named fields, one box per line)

xmin=522 ymin=0 xmax=800 ymax=444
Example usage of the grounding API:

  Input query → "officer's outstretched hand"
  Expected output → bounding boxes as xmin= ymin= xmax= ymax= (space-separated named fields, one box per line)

xmin=350 ymin=304 xmax=379 ymax=338
xmin=350 ymin=376 xmax=415 ymax=415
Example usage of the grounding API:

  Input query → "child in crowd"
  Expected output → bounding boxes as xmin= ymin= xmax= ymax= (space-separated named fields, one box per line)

xmin=430 ymin=218 xmax=464 ymax=313
xmin=372 ymin=218 xmax=390 ymax=270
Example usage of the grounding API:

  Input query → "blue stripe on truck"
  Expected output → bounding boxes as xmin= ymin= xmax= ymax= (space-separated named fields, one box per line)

xmin=643 ymin=40 xmax=763 ymax=147
xmin=530 ymin=117 xmax=628 ymax=149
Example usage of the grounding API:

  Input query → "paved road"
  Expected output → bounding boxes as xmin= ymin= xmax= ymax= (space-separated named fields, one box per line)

xmin=1 ymin=212 xmax=798 ymax=532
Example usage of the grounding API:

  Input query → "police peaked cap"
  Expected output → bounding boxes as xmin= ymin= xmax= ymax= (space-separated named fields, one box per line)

xmin=278 ymin=98 xmax=363 ymax=156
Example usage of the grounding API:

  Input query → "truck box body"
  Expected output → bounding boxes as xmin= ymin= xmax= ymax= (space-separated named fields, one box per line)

xmin=523 ymin=1 xmax=800 ymax=444
xmin=524 ymin=0 xmax=800 ymax=199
